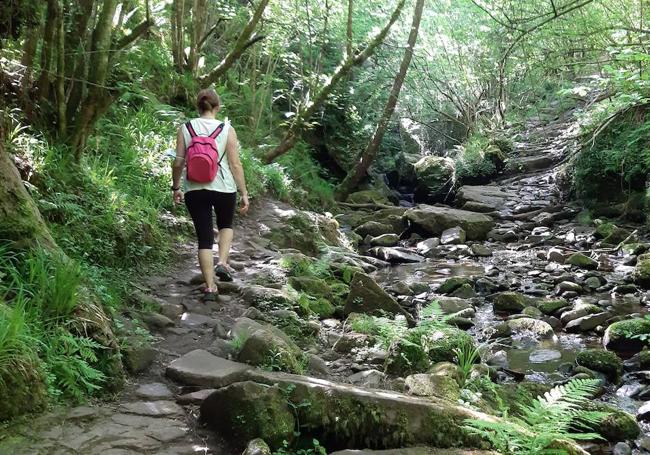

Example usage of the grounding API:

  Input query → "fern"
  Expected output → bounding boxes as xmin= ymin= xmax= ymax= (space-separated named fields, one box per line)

xmin=465 ymin=379 xmax=606 ymax=455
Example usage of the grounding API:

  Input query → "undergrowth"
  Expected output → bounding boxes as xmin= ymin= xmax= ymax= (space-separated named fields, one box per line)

xmin=465 ymin=378 xmax=605 ymax=454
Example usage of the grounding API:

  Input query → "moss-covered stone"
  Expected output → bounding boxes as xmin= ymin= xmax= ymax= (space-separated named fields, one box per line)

xmin=307 ymin=298 xmax=335 ymax=318
xmin=634 ymin=253 xmax=650 ymax=288
xmin=266 ymin=210 xmax=342 ymax=256
xmin=522 ymin=306 xmax=543 ymax=318
xmin=594 ymin=222 xmax=616 ymax=239
xmin=405 ymin=373 xmax=461 ymax=401
xmin=0 ymin=357 xmax=48 ymax=420
xmin=438 ymin=277 xmax=472 ymax=295
xmin=565 ymin=253 xmax=598 ymax=269
xmin=583 ymin=402 xmax=640 ymax=442
xmin=493 ymin=292 xmax=527 ymax=313
xmin=346 ymin=190 xmax=392 ymax=206
xmin=639 ymin=349 xmax=650 ymax=369
xmin=344 ymin=272 xmax=415 ymax=326
xmin=288 ymin=276 xmax=332 ymax=300
xmin=602 ymin=227 xmax=631 ymax=246
xmin=200 ymin=381 xmax=295 ymax=450
xmin=237 ymin=323 xmax=304 ymax=373
xmin=576 ymin=349 xmax=623 ymax=382
xmin=413 ymin=156 xmax=455 ymax=201
xmin=603 ymin=317 xmax=650 ymax=355
xmin=622 ymin=242 xmax=649 ymax=256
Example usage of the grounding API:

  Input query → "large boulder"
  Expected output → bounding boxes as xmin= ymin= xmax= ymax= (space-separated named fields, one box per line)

xmin=237 ymin=322 xmax=304 ymax=373
xmin=404 ymin=205 xmax=494 ymax=240
xmin=347 ymin=190 xmax=393 ymax=206
xmin=413 ymin=156 xmax=455 ymax=202
xmin=456 ymin=186 xmax=511 ymax=213
xmin=242 ymin=369 xmax=493 ymax=449
xmin=264 ymin=208 xmax=343 ymax=256
xmin=405 ymin=373 xmax=461 ymax=401
xmin=493 ymin=292 xmax=527 ymax=313
xmin=200 ymin=381 xmax=295 ymax=450
xmin=603 ymin=318 xmax=650 ymax=357
xmin=506 ymin=318 xmax=555 ymax=340
xmin=576 ymin=349 xmax=623 ymax=382
xmin=633 ymin=253 xmax=650 ymax=288
xmin=344 ymin=272 xmax=415 ymax=326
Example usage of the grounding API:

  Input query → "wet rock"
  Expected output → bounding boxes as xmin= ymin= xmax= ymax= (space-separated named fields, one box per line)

xmin=438 ymin=277 xmax=472 ymax=295
xmin=243 ymin=438 xmax=272 ymax=455
xmin=355 ymin=221 xmax=395 ymax=238
xmin=547 ymin=248 xmax=565 ymax=264
xmin=450 ymin=284 xmax=476 ymax=299
xmin=576 ymin=349 xmax=623 ymax=382
xmin=369 ymin=247 xmax=424 ymax=264
xmin=536 ymin=298 xmax=569 ymax=315
xmin=639 ymin=350 xmax=650 ymax=369
xmin=613 ymin=284 xmax=637 ymax=294
xmin=166 ymin=349 xmax=251 ymax=387
xmin=405 ymin=373 xmax=461 ymax=401
xmin=160 ymin=303 xmax=184 ymax=320
xmin=506 ymin=317 xmax=554 ymax=339
xmin=436 ymin=297 xmax=472 ymax=314
xmin=555 ymin=281 xmax=583 ymax=295
xmin=475 ymin=278 xmax=501 ymax=294
xmin=566 ymin=253 xmax=598 ymax=270
xmin=413 ymin=156 xmax=455 ymax=201
xmin=522 ymin=306 xmax=543 ymax=318
xmin=486 ymin=350 xmax=509 ymax=368
xmin=559 ymin=303 xmax=601 ymax=325
xmin=370 ymin=233 xmax=400 ymax=247
xmin=441 ymin=226 xmax=466 ymax=245
xmin=416 ymin=237 xmax=440 ymax=256
xmin=613 ymin=442 xmax=632 ymax=455
xmin=633 ymin=253 xmax=650 ymax=288
xmin=493 ymin=292 xmax=527 ymax=313
xmin=201 ymin=381 xmax=295 ymax=449
xmin=529 ymin=349 xmax=561 ymax=363
xmin=470 ymin=244 xmax=493 ymax=257
xmin=584 ymin=276 xmax=602 ymax=289
xmin=602 ymin=227 xmax=631 ymax=246
xmin=622 ymin=243 xmax=648 ymax=256
xmin=344 ymin=272 xmax=415 ymax=326
xmin=488 ymin=228 xmax=518 ymax=242
xmin=405 ymin=205 xmax=494 ymax=240
xmin=603 ymin=318 xmax=650 ymax=356
xmin=349 ymin=369 xmax=386 ymax=388
xmin=565 ymin=312 xmax=611 ymax=333
xmin=638 ymin=402 xmax=650 ymax=421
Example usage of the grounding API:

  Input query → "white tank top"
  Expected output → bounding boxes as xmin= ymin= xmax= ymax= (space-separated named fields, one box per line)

xmin=181 ymin=118 xmax=236 ymax=193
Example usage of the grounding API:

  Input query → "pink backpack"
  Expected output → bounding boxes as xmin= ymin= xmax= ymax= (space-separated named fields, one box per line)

xmin=185 ymin=121 xmax=225 ymax=183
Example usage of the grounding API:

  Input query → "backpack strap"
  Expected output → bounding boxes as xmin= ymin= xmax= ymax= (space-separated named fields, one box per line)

xmin=209 ymin=123 xmax=225 ymax=139
xmin=185 ymin=121 xmax=198 ymax=138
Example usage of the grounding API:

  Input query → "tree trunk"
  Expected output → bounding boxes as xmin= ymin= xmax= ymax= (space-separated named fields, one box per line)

xmin=70 ymin=0 xmax=119 ymax=157
xmin=0 ymin=142 xmax=57 ymax=251
xmin=188 ymin=0 xmax=208 ymax=75
xmin=36 ymin=0 xmax=59 ymax=103
xmin=55 ymin=0 xmax=66 ymax=136
xmin=336 ymin=0 xmax=424 ymax=200
xmin=199 ymin=0 xmax=270 ymax=86
xmin=171 ymin=0 xmax=186 ymax=71
xmin=65 ymin=0 xmax=95 ymax=126
xmin=263 ymin=0 xmax=406 ymax=164
xmin=346 ymin=0 xmax=353 ymax=58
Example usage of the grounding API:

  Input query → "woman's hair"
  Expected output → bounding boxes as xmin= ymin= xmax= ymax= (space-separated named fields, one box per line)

xmin=197 ymin=89 xmax=220 ymax=114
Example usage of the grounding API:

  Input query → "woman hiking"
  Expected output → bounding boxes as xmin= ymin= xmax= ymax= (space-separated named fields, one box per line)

xmin=171 ymin=89 xmax=249 ymax=302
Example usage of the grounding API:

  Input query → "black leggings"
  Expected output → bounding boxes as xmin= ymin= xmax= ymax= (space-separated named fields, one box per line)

xmin=185 ymin=190 xmax=237 ymax=249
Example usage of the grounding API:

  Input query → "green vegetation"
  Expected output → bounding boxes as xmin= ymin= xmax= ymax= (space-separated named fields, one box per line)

xmin=465 ymin=379 xmax=605 ymax=455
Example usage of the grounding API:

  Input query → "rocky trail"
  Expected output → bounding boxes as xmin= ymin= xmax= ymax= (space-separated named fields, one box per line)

xmin=4 ymin=108 xmax=650 ymax=455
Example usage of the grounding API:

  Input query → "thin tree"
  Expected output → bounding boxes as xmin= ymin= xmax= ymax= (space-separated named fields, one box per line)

xmin=335 ymin=0 xmax=425 ymax=200
xmin=263 ymin=0 xmax=407 ymax=164
xmin=199 ymin=0 xmax=270 ymax=85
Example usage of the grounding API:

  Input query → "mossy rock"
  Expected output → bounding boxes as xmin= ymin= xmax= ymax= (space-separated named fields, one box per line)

xmin=576 ymin=349 xmax=623 ymax=382
xmin=289 ymin=276 xmax=332 ymax=300
xmin=493 ymin=292 xmax=527 ymax=313
xmin=346 ymin=190 xmax=392 ymax=206
xmin=594 ymin=222 xmax=616 ymax=239
xmin=633 ymin=253 xmax=650 ymax=288
xmin=385 ymin=335 xmax=431 ymax=375
xmin=602 ymin=227 xmax=631 ymax=246
xmin=603 ymin=317 xmax=650 ymax=355
xmin=639 ymin=349 xmax=650 ymax=369
xmin=267 ymin=210 xmax=341 ymax=257
xmin=413 ymin=156 xmax=456 ymax=201
xmin=565 ymin=253 xmax=598 ymax=270
xmin=621 ymin=243 xmax=649 ymax=256
xmin=307 ymin=298 xmax=336 ymax=319
xmin=405 ymin=373 xmax=461 ymax=401
xmin=536 ymin=298 xmax=569 ymax=315
xmin=424 ymin=326 xmax=474 ymax=364
xmin=438 ymin=277 xmax=472 ymax=295
xmin=583 ymin=402 xmax=640 ymax=442
xmin=0 ymin=357 xmax=48 ymax=420
xmin=200 ymin=381 xmax=295 ymax=450
xmin=522 ymin=306 xmax=543 ymax=318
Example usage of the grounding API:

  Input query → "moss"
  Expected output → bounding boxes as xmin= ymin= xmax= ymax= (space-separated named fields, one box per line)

xmin=0 ymin=357 xmax=48 ymax=420
xmin=639 ymin=349 xmax=650 ymax=369
xmin=565 ymin=253 xmax=598 ymax=269
xmin=576 ymin=349 xmax=623 ymax=382
xmin=536 ymin=298 xmax=569 ymax=315
xmin=584 ymin=402 xmax=640 ymax=442
xmin=308 ymin=298 xmax=335 ymax=318
xmin=634 ymin=253 xmax=650 ymax=288
xmin=594 ymin=222 xmax=616 ymax=239
xmin=493 ymin=292 xmax=527 ymax=313
xmin=426 ymin=327 xmax=474 ymax=364
xmin=602 ymin=227 xmax=631 ymax=246
xmin=385 ymin=336 xmax=430 ymax=375
xmin=438 ymin=277 xmax=472 ymax=295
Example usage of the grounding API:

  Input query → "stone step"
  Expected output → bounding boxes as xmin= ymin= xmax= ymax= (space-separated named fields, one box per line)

xmin=166 ymin=349 xmax=251 ymax=388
